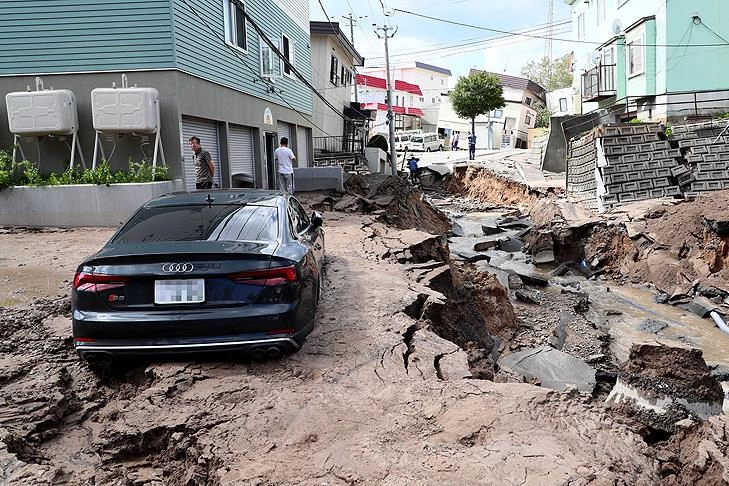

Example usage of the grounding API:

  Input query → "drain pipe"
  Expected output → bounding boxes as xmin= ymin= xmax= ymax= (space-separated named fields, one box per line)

xmin=709 ymin=311 xmax=729 ymax=336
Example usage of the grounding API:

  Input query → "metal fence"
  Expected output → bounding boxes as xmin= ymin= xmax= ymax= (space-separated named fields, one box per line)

xmin=312 ymin=136 xmax=364 ymax=154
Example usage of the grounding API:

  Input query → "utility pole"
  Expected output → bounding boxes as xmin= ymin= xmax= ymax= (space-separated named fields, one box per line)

xmin=374 ymin=23 xmax=397 ymax=176
xmin=342 ymin=13 xmax=366 ymax=44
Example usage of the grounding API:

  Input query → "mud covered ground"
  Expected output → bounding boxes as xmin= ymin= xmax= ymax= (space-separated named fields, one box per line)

xmin=1 ymin=175 xmax=728 ymax=485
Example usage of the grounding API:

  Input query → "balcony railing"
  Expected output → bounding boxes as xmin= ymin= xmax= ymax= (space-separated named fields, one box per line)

xmin=582 ymin=64 xmax=617 ymax=102
xmin=312 ymin=136 xmax=364 ymax=155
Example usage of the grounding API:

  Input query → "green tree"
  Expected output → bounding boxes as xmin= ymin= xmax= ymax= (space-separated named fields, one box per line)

xmin=520 ymin=55 xmax=573 ymax=91
xmin=450 ymin=71 xmax=506 ymax=138
xmin=533 ymin=101 xmax=552 ymax=128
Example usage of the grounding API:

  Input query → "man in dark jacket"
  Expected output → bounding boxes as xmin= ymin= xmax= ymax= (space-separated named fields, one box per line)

xmin=407 ymin=156 xmax=419 ymax=184
xmin=189 ymin=136 xmax=215 ymax=189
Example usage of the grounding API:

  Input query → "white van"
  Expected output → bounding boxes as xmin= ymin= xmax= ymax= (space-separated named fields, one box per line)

xmin=409 ymin=132 xmax=443 ymax=152
xmin=394 ymin=131 xmax=420 ymax=152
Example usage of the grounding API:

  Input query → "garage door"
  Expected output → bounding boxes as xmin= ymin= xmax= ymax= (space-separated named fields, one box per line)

xmin=182 ymin=116 xmax=221 ymax=190
xmin=229 ymin=124 xmax=255 ymax=187
xmin=277 ymin=121 xmax=292 ymax=147
xmin=296 ymin=126 xmax=309 ymax=167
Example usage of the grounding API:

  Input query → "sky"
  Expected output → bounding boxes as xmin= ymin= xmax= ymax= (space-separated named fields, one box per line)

xmin=309 ymin=0 xmax=574 ymax=87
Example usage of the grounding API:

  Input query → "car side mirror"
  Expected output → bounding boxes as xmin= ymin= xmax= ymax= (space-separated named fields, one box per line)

xmin=311 ymin=211 xmax=323 ymax=228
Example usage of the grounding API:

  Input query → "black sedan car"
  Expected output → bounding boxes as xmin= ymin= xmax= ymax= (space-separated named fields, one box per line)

xmin=72 ymin=190 xmax=324 ymax=365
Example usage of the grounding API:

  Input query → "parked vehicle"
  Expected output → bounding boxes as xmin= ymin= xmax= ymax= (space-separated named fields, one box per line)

xmin=394 ymin=131 xmax=420 ymax=152
xmin=409 ymin=132 xmax=443 ymax=152
xmin=71 ymin=190 xmax=324 ymax=366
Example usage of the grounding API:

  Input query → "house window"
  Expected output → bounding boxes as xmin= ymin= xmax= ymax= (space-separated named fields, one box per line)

xmin=260 ymin=38 xmax=281 ymax=78
xmin=281 ymin=34 xmax=294 ymax=76
xmin=596 ymin=0 xmax=605 ymax=24
xmin=441 ymin=79 xmax=444 ymax=85
xmin=525 ymin=114 xmax=532 ymax=126
xmin=577 ymin=13 xmax=585 ymax=40
xmin=346 ymin=70 xmax=353 ymax=85
xmin=330 ymin=55 xmax=339 ymax=85
xmin=419 ymin=97 xmax=424 ymax=102
xmin=525 ymin=96 xmax=532 ymax=106
xmin=559 ymin=98 xmax=568 ymax=112
xmin=224 ymin=0 xmax=246 ymax=50
xmin=627 ymin=37 xmax=644 ymax=76
xmin=432 ymin=97 xmax=436 ymax=103
xmin=492 ymin=109 xmax=503 ymax=118
xmin=395 ymin=95 xmax=399 ymax=105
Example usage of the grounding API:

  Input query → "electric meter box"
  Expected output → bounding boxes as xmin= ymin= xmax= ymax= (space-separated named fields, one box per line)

xmin=6 ymin=89 xmax=78 ymax=136
xmin=91 ymin=87 xmax=160 ymax=133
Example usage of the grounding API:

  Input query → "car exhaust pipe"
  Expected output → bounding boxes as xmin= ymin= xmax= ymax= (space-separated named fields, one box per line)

xmin=83 ymin=351 xmax=113 ymax=367
xmin=265 ymin=346 xmax=282 ymax=358
xmin=251 ymin=347 xmax=266 ymax=360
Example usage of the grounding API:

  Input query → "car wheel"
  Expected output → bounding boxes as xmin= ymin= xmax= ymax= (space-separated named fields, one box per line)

xmin=426 ymin=147 xmax=431 ymax=152
xmin=439 ymin=145 xmax=443 ymax=151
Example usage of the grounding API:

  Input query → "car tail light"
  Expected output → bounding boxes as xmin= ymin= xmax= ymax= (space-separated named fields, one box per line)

xmin=73 ymin=272 xmax=130 ymax=292
xmin=227 ymin=265 xmax=299 ymax=286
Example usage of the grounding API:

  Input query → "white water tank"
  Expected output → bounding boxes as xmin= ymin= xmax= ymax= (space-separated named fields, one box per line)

xmin=91 ymin=87 xmax=160 ymax=133
xmin=6 ymin=89 xmax=78 ymax=136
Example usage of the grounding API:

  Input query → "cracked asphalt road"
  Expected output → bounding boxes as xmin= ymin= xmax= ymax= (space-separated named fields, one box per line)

xmin=0 ymin=206 xmax=665 ymax=485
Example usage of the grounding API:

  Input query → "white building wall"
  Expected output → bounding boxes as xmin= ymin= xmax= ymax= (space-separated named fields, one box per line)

xmin=570 ymin=0 xmax=666 ymax=114
xmin=547 ymin=87 xmax=577 ymax=116
xmin=311 ymin=35 xmax=356 ymax=140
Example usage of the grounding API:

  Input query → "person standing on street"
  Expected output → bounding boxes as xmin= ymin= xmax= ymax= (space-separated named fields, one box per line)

xmin=189 ymin=136 xmax=215 ymax=190
xmin=274 ymin=137 xmax=296 ymax=194
xmin=467 ymin=132 xmax=477 ymax=160
xmin=451 ymin=131 xmax=460 ymax=151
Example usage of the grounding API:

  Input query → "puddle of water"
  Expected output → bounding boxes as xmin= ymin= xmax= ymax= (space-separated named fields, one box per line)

xmin=585 ymin=281 xmax=729 ymax=368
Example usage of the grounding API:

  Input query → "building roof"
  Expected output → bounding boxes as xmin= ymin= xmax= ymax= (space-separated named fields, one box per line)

xmin=468 ymin=69 xmax=546 ymax=102
xmin=355 ymin=74 xmax=423 ymax=96
xmin=310 ymin=21 xmax=365 ymax=66
xmin=414 ymin=62 xmax=452 ymax=76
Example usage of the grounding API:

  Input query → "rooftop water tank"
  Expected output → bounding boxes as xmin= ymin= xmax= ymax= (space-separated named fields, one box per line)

xmin=91 ymin=87 xmax=160 ymax=133
xmin=6 ymin=89 xmax=78 ymax=136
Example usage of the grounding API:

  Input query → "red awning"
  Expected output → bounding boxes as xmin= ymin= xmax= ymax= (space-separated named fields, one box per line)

xmin=406 ymin=107 xmax=424 ymax=117
xmin=356 ymin=74 xmax=423 ymax=96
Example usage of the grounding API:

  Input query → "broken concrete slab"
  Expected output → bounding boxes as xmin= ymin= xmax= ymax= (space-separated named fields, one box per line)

xmin=533 ymin=250 xmax=555 ymax=264
xmin=702 ymin=216 xmax=729 ymax=237
xmin=451 ymin=221 xmax=466 ymax=237
xmin=498 ymin=237 xmax=524 ymax=252
xmin=473 ymin=240 xmax=501 ymax=252
xmin=481 ymin=225 xmax=504 ymax=236
xmin=515 ymin=289 xmax=542 ymax=305
xmin=679 ymin=295 xmax=720 ymax=318
xmin=606 ymin=343 xmax=724 ymax=420
xmin=493 ymin=259 xmax=550 ymax=286
xmin=409 ymin=329 xmax=471 ymax=381
xmin=498 ymin=346 xmax=597 ymax=393
xmin=373 ymin=195 xmax=395 ymax=207
xmin=638 ymin=319 xmax=669 ymax=333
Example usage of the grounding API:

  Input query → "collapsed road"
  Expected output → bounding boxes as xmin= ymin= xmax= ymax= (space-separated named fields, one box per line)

xmin=1 ymin=171 xmax=728 ymax=485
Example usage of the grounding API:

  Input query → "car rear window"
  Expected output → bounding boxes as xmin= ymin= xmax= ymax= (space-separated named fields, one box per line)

xmin=111 ymin=205 xmax=279 ymax=243
xmin=411 ymin=136 xmax=423 ymax=143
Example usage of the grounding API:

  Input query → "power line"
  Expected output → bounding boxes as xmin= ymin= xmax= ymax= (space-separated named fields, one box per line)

xmin=393 ymin=8 xmax=729 ymax=48
xmin=365 ymin=21 xmax=571 ymax=62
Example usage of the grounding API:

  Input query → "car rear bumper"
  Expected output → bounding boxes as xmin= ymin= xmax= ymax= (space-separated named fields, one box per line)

xmin=72 ymin=304 xmax=315 ymax=357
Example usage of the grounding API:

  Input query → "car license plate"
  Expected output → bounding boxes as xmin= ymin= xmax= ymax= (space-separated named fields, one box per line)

xmin=154 ymin=279 xmax=205 ymax=304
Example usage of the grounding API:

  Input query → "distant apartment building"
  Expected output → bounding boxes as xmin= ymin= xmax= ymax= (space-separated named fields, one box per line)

xmin=361 ymin=62 xmax=451 ymax=131
xmin=356 ymin=74 xmax=425 ymax=137
xmin=566 ymin=0 xmax=729 ymax=121
xmin=439 ymin=71 xmax=546 ymax=149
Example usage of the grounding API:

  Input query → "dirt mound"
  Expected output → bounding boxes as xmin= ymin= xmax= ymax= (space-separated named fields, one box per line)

xmin=332 ymin=173 xmax=451 ymax=234
xmin=607 ymin=343 xmax=724 ymax=445
xmin=655 ymin=415 xmax=729 ymax=485
xmin=447 ymin=166 xmax=559 ymax=207
xmin=619 ymin=343 xmax=723 ymax=404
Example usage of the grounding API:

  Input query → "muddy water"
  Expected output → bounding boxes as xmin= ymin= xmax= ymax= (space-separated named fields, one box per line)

xmin=585 ymin=281 xmax=729 ymax=368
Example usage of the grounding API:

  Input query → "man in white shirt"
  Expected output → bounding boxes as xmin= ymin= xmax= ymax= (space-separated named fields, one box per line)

xmin=274 ymin=137 xmax=296 ymax=194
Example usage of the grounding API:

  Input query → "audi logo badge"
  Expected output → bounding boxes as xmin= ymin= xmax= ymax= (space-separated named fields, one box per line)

xmin=162 ymin=263 xmax=194 ymax=273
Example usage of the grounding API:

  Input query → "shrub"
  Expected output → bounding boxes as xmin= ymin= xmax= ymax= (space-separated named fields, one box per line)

xmin=0 ymin=149 xmax=170 ymax=189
